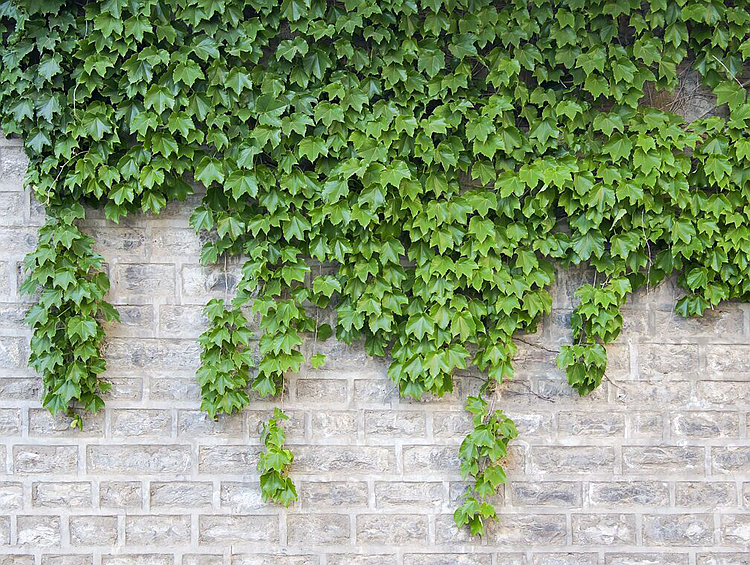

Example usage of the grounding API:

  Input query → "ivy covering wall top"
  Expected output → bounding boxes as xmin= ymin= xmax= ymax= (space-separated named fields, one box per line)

xmin=1 ymin=0 xmax=749 ymax=535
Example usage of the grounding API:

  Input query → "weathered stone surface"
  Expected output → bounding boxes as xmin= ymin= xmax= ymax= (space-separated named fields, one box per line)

xmin=676 ymin=482 xmax=736 ymax=507
xmin=150 ymin=481 xmax=213 ymax=508
xmin=510 ymin=482 xmax=582 ymax=507
xmin=199 ymin=515 xmax=278 ymax=544
xmin=126 ymin=515 xmax=191 ymax=546
xmin=298 ymin=481 xmax=368 ymax=508
xmin=721 ymin=514 xmax=750 ymax=546
xmin=288 ymin=514 xmax=350 ymax=545
xmin=70 ymin=515 xmax=118 ymax=546
xmin=572 ymin=514 xmax=636 ymax=545
xmin=111 ymin=409 xmax=172 ymax=436
xmin=642 ymin=514 xmax=714 ymax=546
xmin=588 ymin=481 xmax=670 ymax=507
xmin=356 ymin=514 xmax=428 ymax=544
xmin=0 ymin=482 xmax=22 ymax=512
xmin=365 ymin=410 xmax=426 ymax=436
xmin=531 ymin=446 xmax=615 ymax=474
xmin=622 ymin=446 xmax=705 ymax=475
xmin=33 ymin=482 xmax=92 ymax=508
xmin=17 ymin=515 xmax=61 ymax=547
xmin=87 ymin=445 xmax=191 ymax=474
xmin=293 ymin=446 xmax=395 ymax=474
xmin=374 ymin=481 xmax=443 ymax=509
xmin=486 ymin=514 xmax=567 ymax=546
xmin=14 ymin=445 xmax=78 ymax=474
xmin=100 ymin=481 xmax=142 ymax=509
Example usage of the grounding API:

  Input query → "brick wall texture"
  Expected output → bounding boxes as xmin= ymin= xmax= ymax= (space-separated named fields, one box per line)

xmin=1 ymin=133 xmax=750 ymax=565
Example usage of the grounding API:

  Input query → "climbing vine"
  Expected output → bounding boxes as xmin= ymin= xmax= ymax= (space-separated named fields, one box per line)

xmin=2 ymin=0 xmax=750 ymax=535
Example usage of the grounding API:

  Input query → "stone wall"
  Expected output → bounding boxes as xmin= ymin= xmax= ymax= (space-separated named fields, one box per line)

xmin=1 ymin=132 xmax=749 ymax=564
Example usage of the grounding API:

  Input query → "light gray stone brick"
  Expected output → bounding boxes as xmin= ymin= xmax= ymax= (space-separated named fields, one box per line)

xmin=605 ymin=555 xmax=688 ymax=565
xmin=706 ymin=345 xmax=750 ymax=374
xmin=198 ymin=446 xmax=262 ymax=474
xmin=112 ymin=263 xmax=176 ymax=301
xmin=589 ymin=481 xmax=670 ymax=507
xmin=532 ymin=446 xmax=615 ymax=474
xmin=374 ymin=481 xmax=443 ymax=509
xmin=151 ymin=481 xmax=213 ymax=508
xmin=14 ymin=445 xmax=78 ymax=474
xmin=41 ymin=556 xmax=94 ymax=565
xmin=293 ymin=445 xmax=395 ymax=474
xmin=0 ymin=481 xmax=23 ymax=511
xmin=295 ymin=378 xmax=347 ymax=403
xmin=356 ymin=514 xmax=428 ymax=544
xmin=158 ymin=305 xmax=207 ymax=338
xmin=100 ymin=481 xmax=142 ymax=509
xmin=676 ymin=481 xmax=736 ymax=507
xmin=642 ymin=514 xmax=714 ymax=546
xmin=404 ymin=555 xmax=492 ymax=565
xmin=101 ymin=556 xmax=173 ymax=565
xmin=572 ymin=513 xmax=636 ymax=545
xmin=311 ymin=410 xmax=358 ymax=438
xmin=327 ymin=557 xmax=394 ymax=565
xmin=29 ymin=409 xmax=104 ymax=437
xmin=365 ymin=410 xmax=426 ymax=437
xmin=0 ymin=377 xmax=41 ymax=399
xmin=486 ymin=514 xmax=567 ymax=546
xmin=622 ymin=446 xmax=705 ymax=475
xmin=33 ymin=481 xmax=92 ymax=508
xmin=558 ymin=411 xmax=625 ymax=437
xmin=219 ymin=481 xmax=264 ymax=513
xmin=181 ymin=556 xmax=224 ymax=565
xmin=70 ymin=515 xmax=118 ymax=546
xmin=721 ymin=514 xmax=750 ymax=546
xmin=111 ymin=409 xmax=172 ymax=437
xmin=0 ymin=516 xmax=8 ymax=545
xmin=638 ymin=344 xmax=699 ymax=377
xmin=297 ymin=481 xmax=368 ymax=509
xmin=712 ymin=447 xmax=750 ymax=475
xmin=17 ymin=515 xmax=61 ymax=547
xmin=125 ymin=515 xmax=191 ymax=546
xmin=403 ymin=446 xmax=461 ymax=473
xmin=231 ymin=556 xmax=320 ymax=565
xmin=0 ymin=556 xmax=34 ymax=565
xmin=199 ymin=515 xmax=278 ymax=544
xmin=670 ymin=411 xmax=739 ymax=438
xmin=698 ymin=554 xmax=750 ymax=565
xmin=288 ymin=514 xmax=350 ymax=545
xmin=510 ymin=482 xmax=582 ymax=507
xmin=532 ymin=555 xmax=598 ymax=565
xmin=87 ymin=445 xmax=191 ymax=474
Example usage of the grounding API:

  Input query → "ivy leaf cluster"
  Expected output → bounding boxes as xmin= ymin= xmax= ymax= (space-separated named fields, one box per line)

xmin=258 ymin=407 xmax=297 ymax=506
xmin=1 ymin=0 xmax=750 ymax=534
xmin=20 ymin=203 xmax=118 ymax=426
xmin=454 ymin=396 xmax=517 ymax=536
xmin=196 ymin=298 xmax=254 ymax=418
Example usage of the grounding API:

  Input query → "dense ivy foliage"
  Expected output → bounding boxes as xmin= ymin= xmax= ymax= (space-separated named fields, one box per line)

xmin=2 ymin=0 xmax=750 ymax=534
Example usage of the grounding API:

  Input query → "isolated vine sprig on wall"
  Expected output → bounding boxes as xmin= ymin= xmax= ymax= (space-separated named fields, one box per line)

xmin=2 ymin=0 xmax=750 ymax=534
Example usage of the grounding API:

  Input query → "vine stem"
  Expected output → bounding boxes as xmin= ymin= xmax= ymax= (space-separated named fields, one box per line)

xmin=711 ymin=55 xmax=744 ymax=88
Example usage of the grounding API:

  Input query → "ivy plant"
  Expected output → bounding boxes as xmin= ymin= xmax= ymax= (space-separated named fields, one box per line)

xmin=21 ymin=203 xmax=118 ymax=427
xmin=454 ymin=396 xmax=518 ymax=536
xmin=1 ymin=0 xmax=750 ymax=533
xmin=196 ymin=298 xmax=255 ymax=418
xmin=258 ymin=407 xmax=297 ymax=506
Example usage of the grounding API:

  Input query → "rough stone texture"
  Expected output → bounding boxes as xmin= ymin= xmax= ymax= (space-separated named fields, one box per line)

xmin=1 ymin=161 xmax=749 ymax=562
